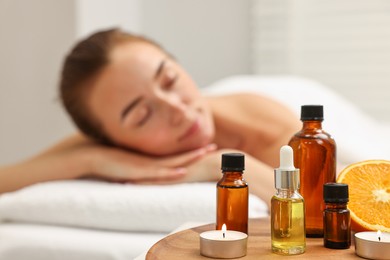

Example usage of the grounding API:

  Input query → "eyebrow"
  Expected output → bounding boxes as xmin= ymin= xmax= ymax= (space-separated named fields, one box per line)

xmin=155 ymin=60 xmax=166 ymax=79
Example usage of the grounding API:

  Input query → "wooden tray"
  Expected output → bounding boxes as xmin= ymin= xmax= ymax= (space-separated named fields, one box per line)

xmin=146 ymin=218 xmax=360 ymax=259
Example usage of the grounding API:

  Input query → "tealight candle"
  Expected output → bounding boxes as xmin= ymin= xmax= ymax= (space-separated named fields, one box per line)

xmin=200 ymin=224 xmax=248 ymax=259
xmin=355 ymin=231 xmax=390 ymax=260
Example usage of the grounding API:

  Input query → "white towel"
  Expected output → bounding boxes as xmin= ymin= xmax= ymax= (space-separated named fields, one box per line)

xmin=0 ymin=180 xmax=268 ymax=232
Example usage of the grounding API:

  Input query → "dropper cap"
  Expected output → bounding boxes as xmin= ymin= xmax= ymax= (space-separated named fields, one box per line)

xmin=274 ymin=145 xmax=300 ymax=190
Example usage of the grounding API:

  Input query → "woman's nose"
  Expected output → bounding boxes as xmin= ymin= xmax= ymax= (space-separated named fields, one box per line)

xmin=169 ymin=100 xmax=187 ymax=126
xmin=161 ymin=95 xmax=188 ymax=126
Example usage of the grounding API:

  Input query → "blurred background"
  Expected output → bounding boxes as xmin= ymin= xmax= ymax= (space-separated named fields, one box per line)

xmin=1 ymin=0 xmax=390 ymax=164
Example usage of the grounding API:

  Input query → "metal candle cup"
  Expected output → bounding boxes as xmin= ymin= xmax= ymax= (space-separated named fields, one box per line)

xmin=355 ymin=231 xmax=390 ymax=260
xmin=199 ymin=227 xmax=247 ymax=259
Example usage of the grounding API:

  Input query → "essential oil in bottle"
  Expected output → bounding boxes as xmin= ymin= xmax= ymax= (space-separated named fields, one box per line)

xmin=288 ymin=105 xmax=336 ymax=237
xmin=216 ymin=153 xmax=248 ymax=234
xmin=271 ymin=145 xmax=306 ymax=255
xmin=323 ymin=183 xmax=351 ymax=249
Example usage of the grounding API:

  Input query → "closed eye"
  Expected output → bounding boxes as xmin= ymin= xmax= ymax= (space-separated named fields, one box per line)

xmin=137 ymin=106 xmax=151 ymax=126
xmin=161 ymin=62 xmax=179 ymax=90
xmin=163 ymin=74 xmax=179 ymax=90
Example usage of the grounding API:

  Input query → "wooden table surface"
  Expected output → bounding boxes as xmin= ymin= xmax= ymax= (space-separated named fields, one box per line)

xmin=146 ymin=218 xmax=360 ymax=259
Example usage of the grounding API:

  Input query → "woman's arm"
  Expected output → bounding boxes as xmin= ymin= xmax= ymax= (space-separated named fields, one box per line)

xmin=0 ymin=134 xmax=216 ymax=194
xmin=0 ymin=135 xmax=91 ymax=193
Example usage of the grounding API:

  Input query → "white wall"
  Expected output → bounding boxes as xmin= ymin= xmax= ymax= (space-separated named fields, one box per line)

xmin=141 ymin=0 xmax=251 ymax=88
xmin=252 ymin=0 xmax=390 ymax=122
xmin=76 ymin=0 xmax=142 ymax=38
xmin=0 ymin=0 xmax=251 ymax=164
xmin=0 ymin=0 xmax=77 ymax=164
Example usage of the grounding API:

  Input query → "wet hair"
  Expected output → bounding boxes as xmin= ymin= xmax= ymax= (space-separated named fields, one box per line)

xmin=59 ymin=28 xmax=163 ymax=144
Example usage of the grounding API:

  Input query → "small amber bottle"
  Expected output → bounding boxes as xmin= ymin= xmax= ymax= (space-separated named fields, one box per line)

xmin=323 ymin=183 xmax=351 ymax=249
xmin=216 ymin=153 xmax=248 ymax=234
xmin=288 ymin=105 xmax=336 ymax=237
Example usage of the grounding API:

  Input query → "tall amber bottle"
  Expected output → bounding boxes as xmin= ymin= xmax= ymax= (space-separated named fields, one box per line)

xmin=288 ymin=105 xmax=336 ymax=237
xmin=216 ymin=153 xmax=248 ymax=234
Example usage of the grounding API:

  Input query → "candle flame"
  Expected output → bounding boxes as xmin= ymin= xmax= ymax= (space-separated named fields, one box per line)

xmin=378 ymin=230 xmax=382 ymax=242
xmin=222 ymin=224 xmax=227 ymax=239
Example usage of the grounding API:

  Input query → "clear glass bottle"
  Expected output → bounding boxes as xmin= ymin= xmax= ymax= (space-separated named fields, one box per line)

xmin=216 ymin=153 xmax=248 ymax=234
xmin=323 ymin=183 xmax=351 ymax=249
xmin=271 ymin=145 xmax=306 ymax=255
xmin=288 ymin=105 xmax=336 ymax=237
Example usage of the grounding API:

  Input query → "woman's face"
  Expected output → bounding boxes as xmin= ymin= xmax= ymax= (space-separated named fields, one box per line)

xmin=87 ymin=41 xmax=215 ymax=156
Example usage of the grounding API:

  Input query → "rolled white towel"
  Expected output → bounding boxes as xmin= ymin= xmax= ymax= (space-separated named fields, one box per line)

xmin=0 ymin=180 xmax=268 ymax=233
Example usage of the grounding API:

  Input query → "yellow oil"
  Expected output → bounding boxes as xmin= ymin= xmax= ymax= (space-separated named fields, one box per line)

xmin=271 ymin=195 xmax=306 ymax=255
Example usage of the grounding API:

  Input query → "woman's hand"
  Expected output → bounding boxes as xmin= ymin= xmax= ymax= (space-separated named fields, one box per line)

xmin=134 ymin=148 xmax=242 ymax=185
xmin=87 ymin=142 xmax=217 ymax=183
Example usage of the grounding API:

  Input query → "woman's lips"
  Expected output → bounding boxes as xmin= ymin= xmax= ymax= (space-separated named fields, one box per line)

xmin=178 ymin=119 xmax=200 ymax=142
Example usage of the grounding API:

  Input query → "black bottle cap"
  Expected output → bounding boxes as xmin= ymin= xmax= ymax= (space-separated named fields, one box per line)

xmin=301 ymin=105 xmax=323 ymax=121
xmin=323 ymin=183 xmax=349 ymax=203
xmin=221 ymin=153 xmax=245 ymax=171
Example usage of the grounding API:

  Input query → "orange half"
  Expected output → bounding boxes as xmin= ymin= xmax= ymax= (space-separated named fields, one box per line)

xmin=337 ymin=160 xmax=390 ymax=232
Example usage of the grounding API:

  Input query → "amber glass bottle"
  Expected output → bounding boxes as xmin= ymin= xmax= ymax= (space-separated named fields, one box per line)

xmin=216 ymin=153 xmax=248 ymax=234
xmin=323 ymin=183 xmax=351 ymax=249
xmin=288 ymin=105 xmax=336 ymax=237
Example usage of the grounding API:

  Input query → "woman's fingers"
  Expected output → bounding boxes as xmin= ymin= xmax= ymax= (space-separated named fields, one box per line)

xmin=158 ymin=143 xmax=217 ymax=167
xmin=90 ymin=144 xmax=218 ymax=183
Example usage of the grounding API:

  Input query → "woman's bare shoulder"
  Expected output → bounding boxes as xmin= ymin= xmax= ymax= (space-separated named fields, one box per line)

xmin=207 ymin=93 xmax=300 ymax=167
xmin=207 ymin=92 xmax=291 ymax=115
xmin=207 ymin=92 xmax=261 ymax=102
xmin=206 ymin=92 xmax=261 ymax=106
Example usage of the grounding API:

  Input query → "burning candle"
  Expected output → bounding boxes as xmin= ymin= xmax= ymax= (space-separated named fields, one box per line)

xmin=199 ymin=224 xmax=248 ymax=259
xmin=355 ymin=231 xmax=390 ymax=259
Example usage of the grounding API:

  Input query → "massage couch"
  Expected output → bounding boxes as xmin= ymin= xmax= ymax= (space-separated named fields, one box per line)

xmin=1 ymin=76 xmax=389 ymax=260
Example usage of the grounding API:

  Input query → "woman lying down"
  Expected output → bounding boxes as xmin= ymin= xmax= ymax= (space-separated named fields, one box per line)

xmin=0 ymin=28 xmax=300 ymax=207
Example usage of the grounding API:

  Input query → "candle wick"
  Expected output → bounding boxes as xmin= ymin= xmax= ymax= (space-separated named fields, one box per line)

xmin=378 ymin=237 xmax=381 ymax=242
xmin=223 ymin=232 xmax=225 ymax=239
